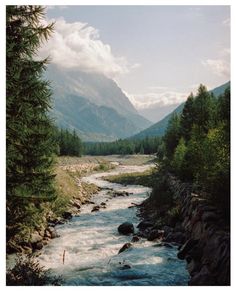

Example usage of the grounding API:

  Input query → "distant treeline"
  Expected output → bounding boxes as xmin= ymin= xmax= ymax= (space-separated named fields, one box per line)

xmin=54 ymin=128 xmax=83 ymax=157
xmin=83 ymin=136 xmax=162 ymax=155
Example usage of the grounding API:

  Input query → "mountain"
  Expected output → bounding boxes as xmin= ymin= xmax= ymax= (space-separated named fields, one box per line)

xmin=46 ymin=65 xmax=151 ymax=141
xmin=132 ymin=81 xmax=230 ymax=139
xmin=138 ymin=104 xmax=181 ymax=123
xmin=53 ymin=94 xmax=147 ymax=141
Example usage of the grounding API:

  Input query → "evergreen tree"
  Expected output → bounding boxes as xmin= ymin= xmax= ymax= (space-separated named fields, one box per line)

xmin=6 ymin=6 xmax=56 ymax=199
xmin=180 ymin=93 xmax=195 ymax=141
xmin=163 ymin=113 xmax=181 ymax=159
xmin=193 ymin=84 xmax=216 ymax=135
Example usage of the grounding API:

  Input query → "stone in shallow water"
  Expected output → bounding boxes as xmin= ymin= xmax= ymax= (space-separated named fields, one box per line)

xmin=118 ymin=242 xmax=132 ymax=254
xmin=118 ymin=222 xmax=134 ymax=235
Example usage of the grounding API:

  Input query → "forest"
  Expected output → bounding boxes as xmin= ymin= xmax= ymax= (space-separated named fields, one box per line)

xmin=156 ymin=85 xmax=230 ymax=216
xmin=84 ymin=136 xmax=162 ymax=155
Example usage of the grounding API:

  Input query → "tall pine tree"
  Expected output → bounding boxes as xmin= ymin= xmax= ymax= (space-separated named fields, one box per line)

xmin=6 ymin=6 xmax=56 ymax=200
xmin=180 ymin=93 xmax=195 ymax=141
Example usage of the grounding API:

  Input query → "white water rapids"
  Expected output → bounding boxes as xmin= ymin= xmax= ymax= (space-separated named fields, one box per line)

xmin=37 ymin=164 xmax=189 ymax=285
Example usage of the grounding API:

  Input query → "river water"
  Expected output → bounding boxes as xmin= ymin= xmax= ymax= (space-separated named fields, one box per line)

xmin=37 ymin=164 xmax=189 ymax=285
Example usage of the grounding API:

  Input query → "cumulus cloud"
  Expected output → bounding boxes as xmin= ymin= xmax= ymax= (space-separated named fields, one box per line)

xmin=38 ymin=18 xmax=132 ymax=78
xmin=126 ymin=91 xmax=188 ymax=110
xmin=202 ymin=59 xmax=230 ymax=77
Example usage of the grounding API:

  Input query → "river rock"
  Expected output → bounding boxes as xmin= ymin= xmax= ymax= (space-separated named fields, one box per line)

xmin=137 ymin=220 xmax=153 ymax=230
xmin=51 ymin=229 xmax=59 ymax=239
xmin=44 ymin=229 xmax=51 ymax=238
xmin=35 ymin=241 xmax=44 ymax=250
xmin=91 ymin=205 xmax=100 ymax=212
xmin=30 ymin=231 xmax=43 ymax=244
xmin=63 ymin=211 xmax=73 ymax=220
xmin=73 ymin=199 xmax=81 ymax=209
xmin=118 ymin=242 xmax=132 ymax=254
xmin=131 ymin=235 xmax=140 ymax=242
xmin=147 ymin=229 xmax=164 ymax=241
xmin=113 ymin=191 xmax=129 ymax=197
xmin=118 ymin=222 xmax=134 ymax=235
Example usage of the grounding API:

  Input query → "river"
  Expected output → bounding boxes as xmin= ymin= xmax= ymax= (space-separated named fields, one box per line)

xmin=37 ymin=163 xmax=189 ymax=285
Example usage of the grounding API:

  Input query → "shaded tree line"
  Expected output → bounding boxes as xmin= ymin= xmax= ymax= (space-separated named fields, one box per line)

xmin=55 ymin=128 xmax=83 ymax=157
xmin=158 ymin=84 xmax=230 ymax=215
xmin=84 ymin=136 xmax=162 ymax=155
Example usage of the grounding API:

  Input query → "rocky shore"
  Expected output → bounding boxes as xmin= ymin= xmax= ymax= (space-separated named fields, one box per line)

xmin=134 ymin=173 xmax=230 ymax=286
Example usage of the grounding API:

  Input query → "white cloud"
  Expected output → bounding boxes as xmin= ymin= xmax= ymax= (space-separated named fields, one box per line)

xmin=46 ymin=6 xmax=68 ymax=11
xmin=126 ymin=91 xmax=188 ymax=110
xmin=38 ymin=18 xmax=133 ymax=78
xmin=201 ymin=59 xmax=230 ymax=77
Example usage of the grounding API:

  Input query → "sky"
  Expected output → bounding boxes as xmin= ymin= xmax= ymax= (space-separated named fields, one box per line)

xmin=42 ymin=5 xmax=230 ymax=116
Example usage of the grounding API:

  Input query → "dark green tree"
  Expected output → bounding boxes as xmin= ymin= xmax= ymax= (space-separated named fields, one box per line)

xmin=6 ymin=6 xmax=56 ymax=199
xmin=180 ymin=93 xmax=195 ymax=141
xmin=193 ymin=84 xmax=216 ymax=135
xmin=163 ymin=113 xmax=181 ymax=159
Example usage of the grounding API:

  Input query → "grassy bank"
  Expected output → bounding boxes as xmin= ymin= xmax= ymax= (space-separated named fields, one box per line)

xmin=6 ymin=156 xmax=115 ymax=255
xmin=103 ymin=167 xmax=156 ymax=187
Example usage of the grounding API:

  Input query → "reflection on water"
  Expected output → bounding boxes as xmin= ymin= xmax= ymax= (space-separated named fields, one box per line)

xmin=37 ymin=164 xmax=189 ymax=285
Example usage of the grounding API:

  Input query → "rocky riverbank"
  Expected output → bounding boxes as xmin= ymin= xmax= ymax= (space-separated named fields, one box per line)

xmin=136 ymin=173 xmax=230 ymax=286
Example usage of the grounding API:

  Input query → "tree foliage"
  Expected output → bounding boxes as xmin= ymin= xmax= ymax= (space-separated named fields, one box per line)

xmin=159 ymin=84 xmax=230 ymax=215
xmin=6 ymin=5 xmax=56 ymax=200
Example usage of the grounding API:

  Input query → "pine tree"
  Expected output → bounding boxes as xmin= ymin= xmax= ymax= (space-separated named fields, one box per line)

xmin=6 ymin=6 xmax=56 ymax=200
xmin=180 ymin=93 xmax=195 ymax=141
xmin=163 ymin=113 xmax=181 ymax=159
xmin=193 ymin=84 xmax=216 ymax=135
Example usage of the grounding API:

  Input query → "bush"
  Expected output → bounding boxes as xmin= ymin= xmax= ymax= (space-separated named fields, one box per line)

xmin=6 ymin=256 xmax=61 ymax=286
xmin=150 ymin=170 xmax=173 ymax=209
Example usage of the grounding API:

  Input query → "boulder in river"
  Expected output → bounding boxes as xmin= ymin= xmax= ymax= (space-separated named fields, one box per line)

xmin=63 ymin=211 xmax=73 ymax=220
xmin=131 ymin=235 xmax=140 ymax=242
xmin=91 ymin=205 xmax=100 ymax=212
xmin=100 ymin=202 xmax=106 ymax=208
xmin=118 ymin=242 xmax=132 ymax=254
xmin=118 ymin=222 xmax=134 ymax=235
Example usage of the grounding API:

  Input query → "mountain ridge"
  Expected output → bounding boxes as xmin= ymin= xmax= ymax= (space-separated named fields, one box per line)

xmin=46 ymin=65 xmax=151 ymax=141
xmin=131 ymin=81 xmax=230 ymax=139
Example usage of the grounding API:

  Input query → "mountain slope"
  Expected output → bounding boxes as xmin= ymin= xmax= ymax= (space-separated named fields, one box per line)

xmin=132 ymin=81 xmax=230 ymax=139
xmin=52 ymin=94 xmax=146 ymax=141
xmin=46 ymin=65 xmax=151 ymax=141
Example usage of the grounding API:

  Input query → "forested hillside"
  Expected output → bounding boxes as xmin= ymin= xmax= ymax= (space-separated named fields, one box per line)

xmin=155 ymin=84 xmax=230 ymax=215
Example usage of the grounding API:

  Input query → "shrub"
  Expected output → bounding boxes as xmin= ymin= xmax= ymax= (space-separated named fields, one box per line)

xmin=6 ymin=256 xmax=61 ymax=286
